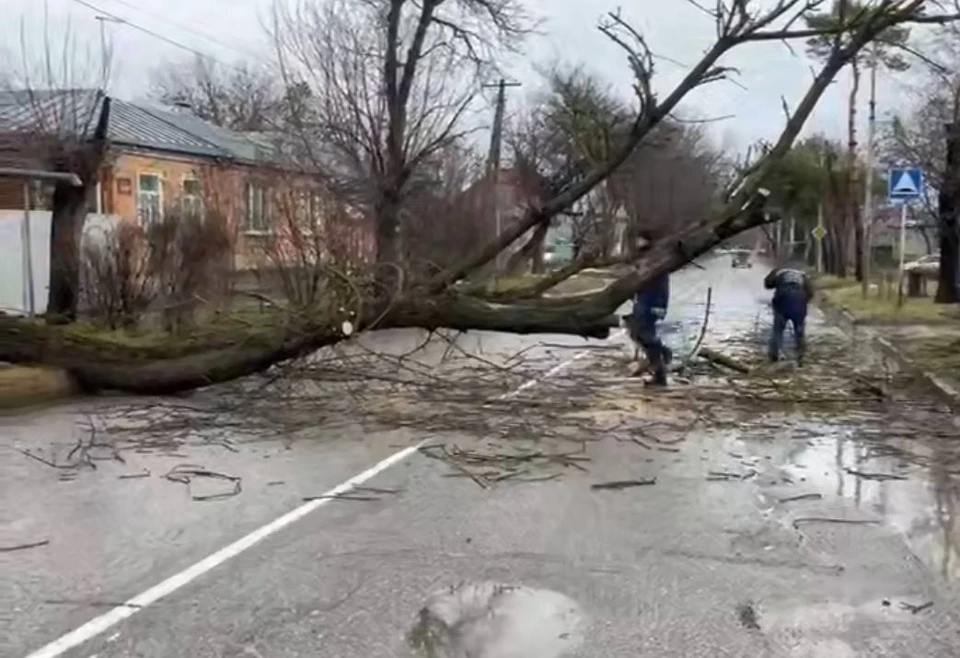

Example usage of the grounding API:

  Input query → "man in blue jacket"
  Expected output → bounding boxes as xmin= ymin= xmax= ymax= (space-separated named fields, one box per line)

xmin=631 ymin=271 xmax=673 ymax=386
xmin=764 ymin=267 xmax=814 ymax=365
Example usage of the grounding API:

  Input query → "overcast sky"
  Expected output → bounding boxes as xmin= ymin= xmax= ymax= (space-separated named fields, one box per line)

xmin=3 ymin=0 xmax=931 ymax=154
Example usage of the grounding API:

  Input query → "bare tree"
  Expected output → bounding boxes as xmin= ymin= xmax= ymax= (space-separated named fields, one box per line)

xmin=1 ymin=0 xmax=957 ymax=394
xmin=270 ymin=0 xmax=528 ymax=275
xmin=0 ymin=17 xmax=111 ymax=322
xmin=610 ymin=120 xmax=725 ymax=250
xmin=883 ymin=25 xmax=960 ymax=302
xmin=805 ymin=0 xmax=912 ymax=279
xmin=148 ymin=56 xmax=284 ymax=131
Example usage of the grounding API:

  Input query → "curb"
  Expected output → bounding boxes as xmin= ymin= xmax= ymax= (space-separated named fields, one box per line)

xmin=872 ymin=336 xmax=960 ymax=408
xmin=816 ymin=300 xmax=960 ymax=410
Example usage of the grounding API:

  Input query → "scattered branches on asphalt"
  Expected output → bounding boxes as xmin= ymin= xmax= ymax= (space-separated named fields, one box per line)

xmin=419 ymin=442 xmax=591 ymax=487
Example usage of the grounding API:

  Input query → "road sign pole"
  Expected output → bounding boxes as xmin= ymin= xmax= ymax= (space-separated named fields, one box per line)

xmin=814 ymin=203 xmax=824 ymax=273
xmin=898 ymin=201 xmax=908 ymax=273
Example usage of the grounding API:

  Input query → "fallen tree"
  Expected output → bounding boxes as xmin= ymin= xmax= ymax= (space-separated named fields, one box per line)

xmin=1 ymin=0 xmax=956 ymax=394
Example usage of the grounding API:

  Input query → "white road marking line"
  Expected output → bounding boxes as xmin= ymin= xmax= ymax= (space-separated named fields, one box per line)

xmin=24 ymin=345 xmax=596 ymax=658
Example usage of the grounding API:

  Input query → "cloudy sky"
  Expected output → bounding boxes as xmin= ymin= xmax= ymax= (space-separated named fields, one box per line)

xmin=3 ymin=0 xmax=931 ymax=154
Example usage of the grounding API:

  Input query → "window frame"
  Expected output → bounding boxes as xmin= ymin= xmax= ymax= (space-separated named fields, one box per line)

xmin=244 ymin=181 xmax=272 ymax=235
xmin=181 ymin=176 xmax=204 ymax=220
xmin=137 ymin=172 xmax=164 ymax=227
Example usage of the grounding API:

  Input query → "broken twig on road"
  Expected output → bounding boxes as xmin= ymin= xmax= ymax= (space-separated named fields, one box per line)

xmin=792 ymin=517 xmax=881 ymax=529
xmin=900 ymin=600 xmax=934 ymax=614
xmin=591 ymin=478 xmax=657 ymax=490
xmin=0 ymin=539 xmax=50 ymax=552
xmin=844 ymin=468 xmax=907 ymax=481
xmin=778 ymin=493 xmax=823 ymax=504
xmin=163 ymin=464 xmax=242 ymax=501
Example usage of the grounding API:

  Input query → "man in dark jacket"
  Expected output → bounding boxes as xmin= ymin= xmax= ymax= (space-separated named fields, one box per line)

xmin=764 ymin=267 xmax=814 ymax=365
xmin=631 ymin=272 xmax=672 ymax=386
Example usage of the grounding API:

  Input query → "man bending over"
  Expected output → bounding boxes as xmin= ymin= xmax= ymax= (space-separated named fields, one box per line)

xmin=764 ymin=267 xmax=814 ymax=365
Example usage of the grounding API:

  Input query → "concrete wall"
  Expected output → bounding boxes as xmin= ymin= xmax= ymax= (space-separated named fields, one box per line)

xmin=0 ymin=211 xmax=117 ymax=315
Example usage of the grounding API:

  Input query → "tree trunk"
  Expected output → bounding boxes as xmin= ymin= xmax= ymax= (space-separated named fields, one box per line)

xmin=45 ymin=95 xmax=112 ymax=323
xmin=847 ymin=57 xmax=863 ymax=281
xmin=935 ymin=122 xmax=960 ymax=304
xmin=505 ymin=222 xmax=548 ymax=273
xmin=375 ymin=190 xmax=402 ymax=287
xmin=46 ymin=182 xmax=90 ymax=322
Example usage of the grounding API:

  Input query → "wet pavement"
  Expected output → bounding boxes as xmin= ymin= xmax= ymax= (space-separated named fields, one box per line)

xmin=3 ymin=255 xmax=960 ymax=657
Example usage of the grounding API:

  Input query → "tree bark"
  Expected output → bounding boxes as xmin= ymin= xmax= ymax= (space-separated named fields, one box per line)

xmin=46 ymin=96 xmax=112 ymax=322
xmin=505 ymin=222 xmax=548 ymax=274
xmin=935 ymin=122 xmax=960 ymax=304
xmin=46 ymin=183 xmax=89 ymax=322
xmin=847 ymin=57 xmax=863 ymax=281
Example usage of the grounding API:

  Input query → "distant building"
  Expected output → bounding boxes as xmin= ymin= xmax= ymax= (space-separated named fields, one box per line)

xmin=0 ymin=90 xmax=374 ymax=271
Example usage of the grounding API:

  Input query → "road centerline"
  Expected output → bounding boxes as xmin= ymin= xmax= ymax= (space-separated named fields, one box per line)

xmin=23 ymin=344 xmax=595 ymax=658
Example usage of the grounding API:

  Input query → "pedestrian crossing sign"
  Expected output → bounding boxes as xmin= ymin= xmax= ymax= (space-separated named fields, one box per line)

xmin=888 ymin=168 xmax=924 ymax=201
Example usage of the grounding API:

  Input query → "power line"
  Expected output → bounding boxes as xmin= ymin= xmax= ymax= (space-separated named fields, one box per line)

xmin=68 ymin=0 xmax=259 ymax=75
xmin=99 ymin=0 xmax=267 ymax=63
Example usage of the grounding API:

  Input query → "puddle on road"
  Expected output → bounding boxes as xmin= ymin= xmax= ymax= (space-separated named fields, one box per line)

xmin=409 ymin=581 xmax=586 ymax=658
xmin=770 ymin=425 xmax=960 ymax=581
xmin=712 ymin=408 xmax=960 ymax=583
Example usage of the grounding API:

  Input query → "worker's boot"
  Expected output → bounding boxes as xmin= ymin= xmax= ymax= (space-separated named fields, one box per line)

xmin=663 ymin=346 xmax=673 ymax=366
xmin=645 ymin=352 xmax=668 ymax=387
xmin=645 ymin=370 xmax=668 ymax=387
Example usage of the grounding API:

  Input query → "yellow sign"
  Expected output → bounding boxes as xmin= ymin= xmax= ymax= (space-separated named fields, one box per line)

xmin=811 ymin=225 xmax=826 ymax=241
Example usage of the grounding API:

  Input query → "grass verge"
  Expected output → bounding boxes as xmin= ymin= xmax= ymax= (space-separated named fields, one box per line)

xmin=818 ymin=280 xmax=960 ymax=325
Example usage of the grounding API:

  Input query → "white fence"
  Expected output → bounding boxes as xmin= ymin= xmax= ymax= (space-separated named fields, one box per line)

xmin=0 ymin=211 xmax=118 ymax=315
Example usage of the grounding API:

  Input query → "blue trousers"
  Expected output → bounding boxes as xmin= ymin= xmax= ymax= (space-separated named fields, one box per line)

xmin=632 ymin=310 xmax=672 ymax=382
xmin=769 ymin=294 xmax=807 ymax=362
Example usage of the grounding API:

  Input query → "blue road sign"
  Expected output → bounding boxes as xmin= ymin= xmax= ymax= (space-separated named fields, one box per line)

xmin=888 ymin=168 xmax=924 ymax=201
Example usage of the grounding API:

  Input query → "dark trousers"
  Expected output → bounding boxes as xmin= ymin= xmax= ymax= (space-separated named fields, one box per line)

xmin=769 ymin=294 xmax=807 ymax=362
xmin=633 ymin=310 xmax=671 ymax=383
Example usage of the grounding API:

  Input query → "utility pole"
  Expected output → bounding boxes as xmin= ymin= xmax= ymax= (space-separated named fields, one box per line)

xmin=482 ymin=78 xmax=521 ymax=274
xmin=861 ymin=47 xmax=878 ymax=299
xmin=95 ymin=15 xmax=124 ymax=89
xmin=816 ymin=202 xmax=824 ymax=273
xmin=815 ymin=149 xmax=826 ymax=274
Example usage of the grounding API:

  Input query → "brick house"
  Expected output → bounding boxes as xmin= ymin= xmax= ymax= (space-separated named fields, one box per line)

xmin=0 ymin=90 xmax=375 ymax=272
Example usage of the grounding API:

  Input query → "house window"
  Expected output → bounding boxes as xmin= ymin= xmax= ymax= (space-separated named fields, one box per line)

xmin=309 ymin=193 xmax=324 ymax=229
xmin=182 ymin=178 xmax=203 ymax=219
xmin=244 ymin=182 xmax=271 ymax=233
xmin=138 ymin=173 xmax=163 ymax=226
xmin=293 ymin=190 xmax=310 ymax=228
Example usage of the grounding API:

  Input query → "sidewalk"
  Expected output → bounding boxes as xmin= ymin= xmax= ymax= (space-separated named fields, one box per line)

xmin=816 ymin=275 xmax=960 ymax=406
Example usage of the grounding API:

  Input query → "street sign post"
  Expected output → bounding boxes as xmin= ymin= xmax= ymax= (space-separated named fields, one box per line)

xmin=887 ymin=168 xmax=924 ymax=275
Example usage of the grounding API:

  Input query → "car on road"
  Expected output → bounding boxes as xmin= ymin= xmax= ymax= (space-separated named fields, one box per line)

xmin=903 ymin=252 xmax=940 ymax=277
xmin=543 ymin=242 xmax=573 ymax=267
xmin=731 ymin=250 xmax=753 ymax=268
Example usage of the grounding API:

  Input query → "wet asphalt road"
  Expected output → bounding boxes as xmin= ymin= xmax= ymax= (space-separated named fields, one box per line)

xmin=4 ymin=256 xmax=960 ymax=657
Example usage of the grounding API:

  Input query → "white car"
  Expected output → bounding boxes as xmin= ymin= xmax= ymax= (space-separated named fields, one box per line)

xmin=903 ymin=253 xmax=939 ymax=277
